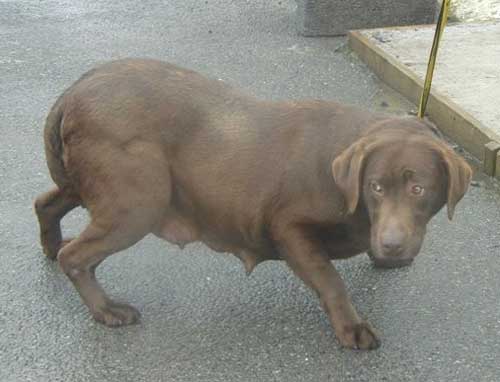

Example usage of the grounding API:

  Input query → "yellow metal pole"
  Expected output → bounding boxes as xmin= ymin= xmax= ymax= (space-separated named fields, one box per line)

xmin=417 ymin=0 xmax=451 ymax=118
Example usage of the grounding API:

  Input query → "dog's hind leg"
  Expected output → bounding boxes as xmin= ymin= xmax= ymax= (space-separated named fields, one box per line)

xmin=34 ymin=187 xmax=81 ymax=260
xmin=58 ymin=194 xmax=171 ymax=326
xmin=57 ymin=150 xmax=172 ymax=326
xmin=58 ymin=217 xmax=148 ymax=326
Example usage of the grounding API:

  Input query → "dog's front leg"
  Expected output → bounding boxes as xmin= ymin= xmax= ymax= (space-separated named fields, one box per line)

xmin=275 ymin=226 xmax=380 ymax=350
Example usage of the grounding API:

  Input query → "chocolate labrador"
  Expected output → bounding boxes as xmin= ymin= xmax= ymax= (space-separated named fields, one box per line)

xmin=34 ymin=59 xmax=472 ymax=350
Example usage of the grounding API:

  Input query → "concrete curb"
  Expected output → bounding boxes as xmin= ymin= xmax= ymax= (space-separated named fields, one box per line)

xmin=348 ymin=27 xmax=500 ymax=178
xmin=296 ymin=0 xmax=437 ymax=36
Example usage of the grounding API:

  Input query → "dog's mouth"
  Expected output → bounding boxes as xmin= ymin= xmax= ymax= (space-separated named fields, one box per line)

xmin=368 ymin=239 xmax=422 ymax=268
xmin=367 ymin=251 xmax=415 ymax=268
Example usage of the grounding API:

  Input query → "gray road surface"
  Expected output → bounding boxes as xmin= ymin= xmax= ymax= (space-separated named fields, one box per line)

xmin=1 ymin=1 xmax=499 ymax=381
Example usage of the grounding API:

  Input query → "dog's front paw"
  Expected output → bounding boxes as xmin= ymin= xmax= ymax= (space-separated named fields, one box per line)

xmin=92 ymin=302 xmax=141 ymax=327
xmin=338 ymin=321 xmax=380 ymax=350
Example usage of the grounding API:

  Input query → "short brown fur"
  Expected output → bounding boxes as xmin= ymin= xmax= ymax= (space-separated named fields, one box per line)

xmin=35 ymin=59 xmax=472 ymax=349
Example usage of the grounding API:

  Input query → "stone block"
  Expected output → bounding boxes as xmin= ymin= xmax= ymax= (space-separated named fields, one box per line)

xmin=296 ymin=0 xmax=438 ymax=36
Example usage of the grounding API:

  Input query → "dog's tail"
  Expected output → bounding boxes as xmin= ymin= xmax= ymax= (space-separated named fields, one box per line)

xmin=43 ymin=94 xmax=71 ymax=189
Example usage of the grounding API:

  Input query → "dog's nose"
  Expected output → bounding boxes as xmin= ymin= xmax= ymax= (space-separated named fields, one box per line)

xmin=381 ymin=230 xmax=405 ymax=255
xmin=382 ymin=240 xmax=403 ymax=254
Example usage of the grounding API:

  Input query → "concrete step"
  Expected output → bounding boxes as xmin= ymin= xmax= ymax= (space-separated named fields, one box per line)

xmin=349 ymin=21 xmax=500 ymax=178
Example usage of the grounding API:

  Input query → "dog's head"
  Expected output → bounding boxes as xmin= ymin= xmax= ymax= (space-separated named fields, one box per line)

xmin=332 ymin=120 xmax=472 ymax=267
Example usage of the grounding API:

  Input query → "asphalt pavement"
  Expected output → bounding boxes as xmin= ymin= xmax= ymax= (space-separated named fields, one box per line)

xmin=1 ymin=1 xmax=499 ymax=381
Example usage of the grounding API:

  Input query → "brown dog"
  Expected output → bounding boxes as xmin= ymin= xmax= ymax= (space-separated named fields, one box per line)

xmin=34 ymin=59 xmax=472 ymax=350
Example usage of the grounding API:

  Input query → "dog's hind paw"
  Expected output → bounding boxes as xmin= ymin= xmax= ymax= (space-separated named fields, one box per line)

xmin=42 ymin=238 xmax=74 ymax=260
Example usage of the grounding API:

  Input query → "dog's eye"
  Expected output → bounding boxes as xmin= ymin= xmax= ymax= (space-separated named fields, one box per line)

xmin=411 ymin=185 xmax=425 ymax=196
xmin=370 ymin=181 xmax=384 ymax=195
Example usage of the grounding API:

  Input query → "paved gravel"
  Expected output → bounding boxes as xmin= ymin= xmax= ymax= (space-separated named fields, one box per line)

xmin=1 ymin=1 xmax=499 ymax=381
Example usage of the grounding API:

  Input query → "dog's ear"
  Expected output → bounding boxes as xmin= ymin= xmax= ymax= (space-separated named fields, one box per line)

xmin=331 ymin=140 xmax=370 ymax=215
xmin=437 ymin=145 xmax=472 ymax=220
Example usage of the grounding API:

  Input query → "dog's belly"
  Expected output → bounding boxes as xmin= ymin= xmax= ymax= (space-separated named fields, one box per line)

xmin=155 ymin=212 xmax=274 ymax=274
xmin=154 ymin=213 xmax=200 ymax=249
